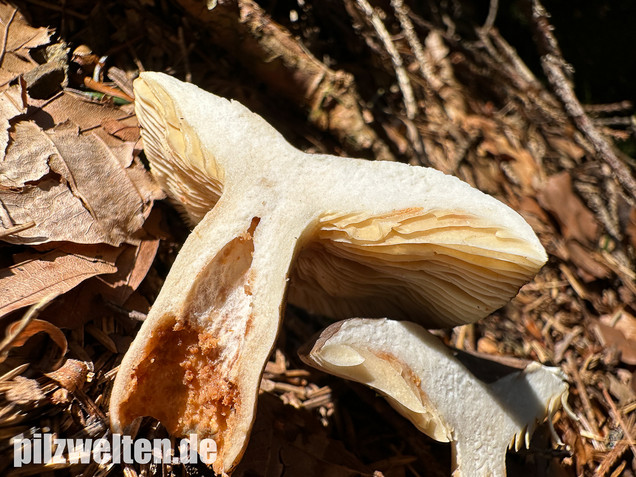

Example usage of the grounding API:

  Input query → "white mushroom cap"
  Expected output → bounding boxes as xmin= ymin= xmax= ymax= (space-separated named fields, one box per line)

xmin=301 ymin=318 xmax=569 ymax=477
xmin=134 ymin=71 xmax=547 ymax=328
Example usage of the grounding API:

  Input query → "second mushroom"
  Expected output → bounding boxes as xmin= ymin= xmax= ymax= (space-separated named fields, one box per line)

xmin=110 ymin=72 xmax=548 ymax=474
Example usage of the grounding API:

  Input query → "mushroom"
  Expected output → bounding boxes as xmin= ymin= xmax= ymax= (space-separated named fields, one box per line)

xmin=300 ymin=318 xmax=569 ymax=477
xmin=109 ymin=72 xmax=547 ymax=474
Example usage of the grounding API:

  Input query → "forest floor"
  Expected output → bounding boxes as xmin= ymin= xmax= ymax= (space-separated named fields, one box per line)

xmin=0 ymin=1 xmax=635 ymax=476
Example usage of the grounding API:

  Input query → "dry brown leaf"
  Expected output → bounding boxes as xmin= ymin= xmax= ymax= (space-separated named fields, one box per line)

xmin=0 ymin=82 xmax=26 ymax=153
xmin=565 ymin=240 xmax=611 ymax=282
xmin=96 ymin=235 xmax=159 ymax=304
xmin=35 ymin=238 xmax=159 ymax=329
xmin=537 ymin=171 xmax=599 ymax=245
xmin=0 ymin=4 xmax=51 ymax=90
xmin=518 ymin=196 xmax=553 ymax=236
xmin=30 ymin=210 xmax=161 ymax=329
xmin=546 ymin=135 xmax=585 ymax=162
xmin=0 ymin=243 xmax=120 ymax=318
xmin=102 ymin=117 xmax=140 ymax=142
xmin=6 ymin=318 xmax=67 ymax=358
xmin=600 ymin=311 xmax=636 ymax=343
xmin=465 ymin=115 xmax=540 ymax=193
xmin=28 ymin=90 xmax=136 ymax=143
xmin=0 ymin=120 xmax=161 ymax=245
xmin=593 ymin=320 xmax=636 ymax=365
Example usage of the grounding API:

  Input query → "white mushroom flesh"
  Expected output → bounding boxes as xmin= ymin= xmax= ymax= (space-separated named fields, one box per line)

xmin=301 ymin=318 xmax=569 ymax=477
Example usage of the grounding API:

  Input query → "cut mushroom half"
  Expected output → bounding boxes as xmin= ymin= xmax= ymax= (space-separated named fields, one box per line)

xmin=300 ymin=318 xmax=569 ymax=477
xmin=109 ymin=72 xmax=548 ymax=474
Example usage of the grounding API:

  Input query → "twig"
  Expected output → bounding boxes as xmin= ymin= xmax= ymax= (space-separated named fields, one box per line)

xmin=565 ymin=353 xmax=603 ymax=449
xmin=82 ymin=76 xmax=134 ymax=103
xmin=352 ymin=0 xmax=424 ymax=161
xmin=390 ymin=0 xmax=442 ymax=92
xmin=601 ymin=386 xmax=636 ymax=460
xmin=595 ymin=437 xmax=630 ymax=477
xmin=584 ymin=100 xmax=633 ymax=115
xmin=0 ymin=6 xmax=17 ymax=68
xmin=0 ymin=221 xmax=35 ymax=238
xmin=354 ymin=0 xmax=417 ymax=120
xmin=482 ymin=0 xmax=499 ymax=32
xmin=529 ymin=0 xmax=636 ymax=201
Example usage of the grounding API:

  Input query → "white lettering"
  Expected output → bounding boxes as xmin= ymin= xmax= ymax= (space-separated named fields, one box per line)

xmin=11 ymin=433 xmax=216 ymax=467
xmin=92 ymin=438 xmax=111 ymax=464
xmin=67 ymin=438 xmax=93 ymax=464
xmin=198 ymin=438 xmax=217 ymax=465
xmin=51 ymin=438 xmax=67 ymax=464
xmin=13 ymin=435 xmax=31 ymax=467
xmin=134 ymin=438 xmax=152 ymax=464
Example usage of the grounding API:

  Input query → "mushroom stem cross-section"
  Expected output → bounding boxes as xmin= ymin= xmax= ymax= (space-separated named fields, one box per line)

xmin=109 ymin=72 xmax=548 ymax=474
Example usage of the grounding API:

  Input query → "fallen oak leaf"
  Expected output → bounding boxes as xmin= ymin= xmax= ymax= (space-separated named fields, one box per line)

xmin=0 ymin=243 xmax=121 ymax=319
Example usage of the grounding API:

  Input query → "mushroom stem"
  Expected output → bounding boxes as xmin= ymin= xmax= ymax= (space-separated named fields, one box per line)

xmin=110 ymin=198 xmax=307 ymax=473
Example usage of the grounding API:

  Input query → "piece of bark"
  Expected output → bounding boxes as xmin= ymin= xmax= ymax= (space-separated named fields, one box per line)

xmin=176 ymin=0 xmax=394 ymax=162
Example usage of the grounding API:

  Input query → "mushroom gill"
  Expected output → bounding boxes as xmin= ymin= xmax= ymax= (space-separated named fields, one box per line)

xmin=290 ymin=208 xmax=546 ymax=327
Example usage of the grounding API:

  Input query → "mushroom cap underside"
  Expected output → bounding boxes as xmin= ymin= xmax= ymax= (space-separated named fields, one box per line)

xmin=289 ymin=207 xmax=546 ymax=328
xmin=133 ymin=71 xmax=547 ymax=328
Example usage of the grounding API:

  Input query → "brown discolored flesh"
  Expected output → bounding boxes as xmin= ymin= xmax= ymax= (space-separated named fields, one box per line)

xmin=117 ymin=318 xmax=239 ymax=450
xmin=113 ymin=218 xmax=262 ymax=471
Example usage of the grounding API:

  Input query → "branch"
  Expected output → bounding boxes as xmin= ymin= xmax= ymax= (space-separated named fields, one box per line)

xmin=529 ymin=0 xmax=636 ymax=200
xmin=175 ymin=0 xmax=395 ymax=161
